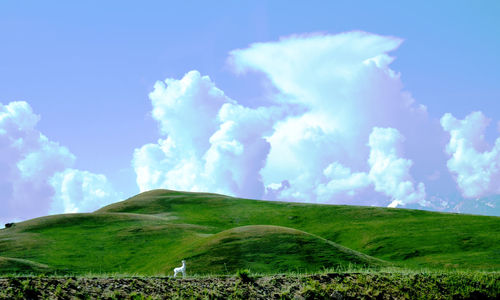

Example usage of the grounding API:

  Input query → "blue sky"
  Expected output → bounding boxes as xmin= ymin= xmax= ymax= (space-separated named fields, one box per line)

xmin=1 ymin=1 xmax=500 ymax=223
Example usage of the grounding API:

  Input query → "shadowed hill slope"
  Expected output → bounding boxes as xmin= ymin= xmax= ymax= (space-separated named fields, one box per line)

xmin=183 ymin=225 xmax=387 ymax=274
xmin=0 ymin=211 xmax=384 ymax=275
xmin=0 ymin=212 xmax=211 ymax=275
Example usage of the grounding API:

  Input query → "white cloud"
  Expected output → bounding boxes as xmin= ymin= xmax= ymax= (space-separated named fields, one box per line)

xmin=149 ymin=70 xmax=233 ymax=155
xmin=136 ymin=74 xmax=427 ymax=208
xmin=0 ymin=101 xmax=40 ymax=133
xmin=441 ymin=111 xmax=500 ymax=198
xmin=0 ymin=101 xmax=73 ymax=224
xmin=0 ymin=101 xmax=119 ymax=224
xmin=314 ymin=127 xmax=426 ymax=207
xmin=229 ymin=31 xmax=433 ymax=206
xmin=49 ymin=169 xmax=120 ymax=213
xmin=134 ymin=32 xmax=500 ymax=214
xmin=316 ymin=162 xmax=371 ymax=202
xmin=133 ymin=71 xmax=279 ymax=198
xmin=17 ymin=134 xmax=75 ymax=180
xmin=132 ymin=70 xmax=234 ymax=193
xmin=133 ymin=138 xmax=205 ymax=192
xmin=367 ymin=127 xmax=426 ymax=208
xmin=204 ymin=104 xmax=279 ymax=196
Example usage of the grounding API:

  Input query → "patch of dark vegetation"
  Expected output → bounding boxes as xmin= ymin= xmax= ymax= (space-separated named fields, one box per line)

xmin=0 ymin=272 xmax=498 ymax=299
xmin=236 ymin=269 xmax=254 ymax=284
xmin=402 ymin=249 xmax=421 ymax=260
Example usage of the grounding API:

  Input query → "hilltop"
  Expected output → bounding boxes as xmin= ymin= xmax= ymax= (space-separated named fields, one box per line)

xmin=0 ymin=189 xmax=499 ymax=275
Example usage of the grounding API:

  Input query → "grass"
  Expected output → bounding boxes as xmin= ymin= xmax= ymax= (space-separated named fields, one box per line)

xmin=0 ymin=257 xmax=52 ymax=274
xmin=0 ymin=189 xmax=499 ymax=276
xmin=183 ymin=225 xmax=388 ymax=274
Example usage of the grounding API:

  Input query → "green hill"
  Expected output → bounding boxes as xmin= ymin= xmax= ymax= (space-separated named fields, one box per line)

xmin=184 ymin=225 xmax=386 ymax=274
xmin=0 ymin=189 xmax=499 ymax=275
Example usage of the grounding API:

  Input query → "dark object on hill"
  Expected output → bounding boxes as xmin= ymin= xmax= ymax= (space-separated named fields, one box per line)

xmin=5 ymin=223 xmax=14 ymax=228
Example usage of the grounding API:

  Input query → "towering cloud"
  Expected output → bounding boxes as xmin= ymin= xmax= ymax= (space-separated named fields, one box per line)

xmin=134 ymin=31 xmax=440 ymax=209
xmin=0 ymin=101 xmax=119 ymax=225
xmin=230 ymin=31 xmax=435 ymax=205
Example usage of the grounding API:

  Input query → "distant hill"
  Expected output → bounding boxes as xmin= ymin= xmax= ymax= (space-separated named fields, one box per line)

xmin=0 ymin=189 xmax=499 ymax=275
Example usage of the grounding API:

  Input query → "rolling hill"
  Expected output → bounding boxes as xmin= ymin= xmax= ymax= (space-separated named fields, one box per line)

xmin=0 ymin=189 xmax=499 ymax=275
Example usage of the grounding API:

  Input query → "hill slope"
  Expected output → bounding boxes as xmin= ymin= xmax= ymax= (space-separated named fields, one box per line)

xmin=184 ymin=225 xmax=386 ymax=274
xmin=1 ymin=189 xmax=499 ymax=275
xmin=0 ymin=257 xmax=52 ymax=274
xmin=99 ymin=190 xmax=500 ymax=270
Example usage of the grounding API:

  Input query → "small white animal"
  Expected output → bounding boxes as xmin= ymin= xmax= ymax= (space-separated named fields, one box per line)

xmin=173 ymin=260 xmax=186 ymax=278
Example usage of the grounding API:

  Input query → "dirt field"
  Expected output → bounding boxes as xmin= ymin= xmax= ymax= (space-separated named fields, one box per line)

xmin=1 ymin=272 xmax=498 ymax=299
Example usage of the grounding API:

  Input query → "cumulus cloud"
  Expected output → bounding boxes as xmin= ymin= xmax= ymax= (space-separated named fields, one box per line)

xmin=133 ymin=31 xmax=465 ymax=210
xmin=133 ymin=71 xmax=278 ymax=198
xmin=135 ymin=67 xmax=426 ymax=207
xmin=314 ymin=127 xmax=426 ymax=207
xmin=149 ymin=70 xmax=234 ymax=155
xmin=315 ymin=162 xmax=371 ymax=202
xmin=133 ymin=71 xmax=228 ymax=193
xmin=368 ymin=127 xmax=426 ymax=208
xmin=204 ymin=104 xmax=281 ymax=196
xmin=0 ymin=101 xmax=72 ymax=224
xmin=441 ymin=111 xmax=500 ymax=198
xmin=229 ymin=31 xmax=435 ymax=206
xmin=50 ymin=169 xmax=120 ymax=213
xmin=0 ymin=101 xmax=119 ymax=225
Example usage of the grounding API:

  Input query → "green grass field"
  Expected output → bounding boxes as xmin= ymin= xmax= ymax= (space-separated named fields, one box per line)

xmin=0 ymin=189 xmax=499 ymax=275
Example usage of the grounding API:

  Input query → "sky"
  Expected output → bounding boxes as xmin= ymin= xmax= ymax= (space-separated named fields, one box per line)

xmin=1 ymin=1 xmax=500 ymax=225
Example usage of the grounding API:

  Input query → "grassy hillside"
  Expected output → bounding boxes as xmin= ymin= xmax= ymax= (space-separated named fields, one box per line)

xmin=1 ymin=189 xmax=499 ymax=275
xmin=184 ymin=225 xmax=386 ymax=274
xmin=0 ymin=257 xmax=52 ymax=274
xmin=98 ymin=190 xmax=500 ymax=270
